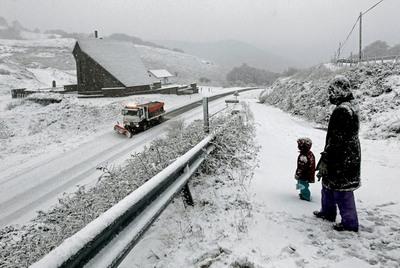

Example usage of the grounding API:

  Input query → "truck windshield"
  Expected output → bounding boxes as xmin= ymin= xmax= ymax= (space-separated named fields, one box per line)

xmin=122 ymin=109 xmax=139 ymax=116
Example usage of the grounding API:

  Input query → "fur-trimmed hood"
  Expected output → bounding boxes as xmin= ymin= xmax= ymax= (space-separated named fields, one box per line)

xmin=297 ymin=137 xmax=312 ymax=153
xmin=329 ymin=75 xmax=354 ymax=105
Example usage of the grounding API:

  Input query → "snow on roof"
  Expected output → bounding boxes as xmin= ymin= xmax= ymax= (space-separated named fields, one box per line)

xmin=77 ymin=39 xmax=152 ymax=87
xmin=148 ymin=69 xmax=174 ymax=78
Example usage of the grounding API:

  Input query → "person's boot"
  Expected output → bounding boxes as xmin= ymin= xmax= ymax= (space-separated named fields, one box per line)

xmin=333 ymin=223 xmax=358 ymax=232
xmin=313 ymin=211 xmax=336 ymax=222
xmin=299 ymin=194 xmax=311 ymax=201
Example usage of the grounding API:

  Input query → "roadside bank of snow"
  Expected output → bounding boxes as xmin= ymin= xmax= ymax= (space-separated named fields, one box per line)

xmin=121 ymin=95 xmax=399 ymax=267
xmin=262 ymin=63 xmax=400 ymax=140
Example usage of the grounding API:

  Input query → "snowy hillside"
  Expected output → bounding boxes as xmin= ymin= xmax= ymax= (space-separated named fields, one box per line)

xmin=155 ymin=39 xmax=293 ymax=72
xmin=260 ymin=63 xmax=400 ymax=140
xmin=0 ymin=38 xmax=76 ymax=97
xmin=0 ymin=36 xmax=226 ymax=100
xmin=136 ymin=44 xmax=226 ymax=84
xmin=0 ymin=17 xmax=60 ymax=40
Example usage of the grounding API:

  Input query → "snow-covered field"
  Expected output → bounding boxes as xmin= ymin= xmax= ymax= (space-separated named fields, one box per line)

xmin=0 ymin=38 xmax=76 ymax=96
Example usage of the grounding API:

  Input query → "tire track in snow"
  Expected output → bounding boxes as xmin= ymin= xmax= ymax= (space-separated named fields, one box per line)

xmin=0 ymin=129 xmax=159 ymax=226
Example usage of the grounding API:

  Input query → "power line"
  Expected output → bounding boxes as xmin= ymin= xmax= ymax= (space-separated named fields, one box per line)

xmin=337 ymin=0 xmax=385 ymax=59
xmin=339 ymin=16 xmax=360 ymax=52
xmin=362 ymin=0 xmax=384 ymax=15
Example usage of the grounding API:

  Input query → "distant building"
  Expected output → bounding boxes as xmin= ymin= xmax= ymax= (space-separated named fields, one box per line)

xmin=148 ymin=69 xmax=174 ymax=85
xmin=73 ymin=39 xmax=152 ymax=96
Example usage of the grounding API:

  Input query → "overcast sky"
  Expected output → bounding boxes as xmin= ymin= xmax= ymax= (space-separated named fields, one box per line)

xmin=0 ymin=0 xmax=399 ymax=65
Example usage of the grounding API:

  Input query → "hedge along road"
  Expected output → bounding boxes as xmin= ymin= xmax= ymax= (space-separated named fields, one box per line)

xmin=0 ymin=87 xmax=260 ymax=228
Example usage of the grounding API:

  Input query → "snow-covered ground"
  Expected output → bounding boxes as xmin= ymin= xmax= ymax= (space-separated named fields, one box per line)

xmin=121 ymin=91 xmax=400 ymax=267
xmin=247 ymin=102 xmax=400 ymax=267
xmin=1 ymin=83 xmax=399 ymax=267
xmin=0 ymin=86 xmax=250 ymax=227
xmin=0 ymin=90 xmax=257 ymax=267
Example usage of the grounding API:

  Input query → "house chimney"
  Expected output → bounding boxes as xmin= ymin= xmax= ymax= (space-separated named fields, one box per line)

xmin=94 ymin=30 xmax=98 ymax=38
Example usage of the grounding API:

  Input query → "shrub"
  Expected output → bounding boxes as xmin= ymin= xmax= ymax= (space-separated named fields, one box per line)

xmin=5 ymin=99 xmax=25 ymax=110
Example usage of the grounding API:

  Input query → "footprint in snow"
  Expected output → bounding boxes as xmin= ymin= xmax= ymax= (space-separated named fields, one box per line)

xmin=303 ymin=205 xmax=400 ymax=267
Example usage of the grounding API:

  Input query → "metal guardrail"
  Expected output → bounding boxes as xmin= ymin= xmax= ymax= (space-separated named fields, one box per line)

xmin=30 ymin=135 xmax=215 ymax=268
xmin=337 ymin=55 xmax=400 ymax=64
xmin=25 ymin=86 xmax=66 ymax=92
xmin=163 ymin=87 xmax=259 ymax=119
xmin=11 ymin=87 xmax=68 ymax=99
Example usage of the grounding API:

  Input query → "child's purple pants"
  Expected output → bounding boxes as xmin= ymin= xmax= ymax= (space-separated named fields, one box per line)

xmin=321 ymin=186 xmax=359 ymax=231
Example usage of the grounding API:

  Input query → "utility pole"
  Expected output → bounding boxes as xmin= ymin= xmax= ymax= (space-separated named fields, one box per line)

xmin=338 ymin=1 xmax=383 ymax=65
xmin=203 ymin=97 xmax=209 ymax=134
xmin=359 ymin=12 xmax=362 ymax=62
xmin=350 ymin=52 xmax=353 ymax=66
xmin=338 ymin=42 xmax=342 ymax=61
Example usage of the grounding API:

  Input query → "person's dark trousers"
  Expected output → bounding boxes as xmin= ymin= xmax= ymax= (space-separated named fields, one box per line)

xmin=321 ymin=186 xmax=359 ymax=231
xmin=335 ymin=190 xmax=359 ymax=231
xmin=321 ymin=186 xmax=337 ymax=220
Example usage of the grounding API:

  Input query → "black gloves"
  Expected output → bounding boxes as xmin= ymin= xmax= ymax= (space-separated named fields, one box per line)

xmin=316 ymin=154 xmax=328 ymax=182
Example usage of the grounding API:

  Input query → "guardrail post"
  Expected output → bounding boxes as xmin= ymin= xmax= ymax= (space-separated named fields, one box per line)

xmin=182 ymin=184 xmax=194 ymax=206
xmin=203 ymin=97 xmax=209 ymax=134
xmin=182 ymin=164 xmax=194 ymax=206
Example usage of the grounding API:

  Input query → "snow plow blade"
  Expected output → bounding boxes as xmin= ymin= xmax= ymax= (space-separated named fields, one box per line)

xmin=114 ymin=124 xmax=132 ymax=138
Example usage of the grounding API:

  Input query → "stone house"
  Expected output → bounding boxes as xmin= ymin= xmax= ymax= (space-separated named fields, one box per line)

xmin=73 ymin=39 xmax=152 ymax=96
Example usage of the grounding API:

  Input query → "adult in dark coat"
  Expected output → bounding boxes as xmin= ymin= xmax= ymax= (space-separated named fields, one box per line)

xmin=314 ymin=75 xmax=361 ymax=232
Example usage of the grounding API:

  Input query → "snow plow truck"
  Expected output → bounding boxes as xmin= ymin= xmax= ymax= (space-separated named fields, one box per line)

xmin=114 ymin=101 xmax=165 ymax=138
